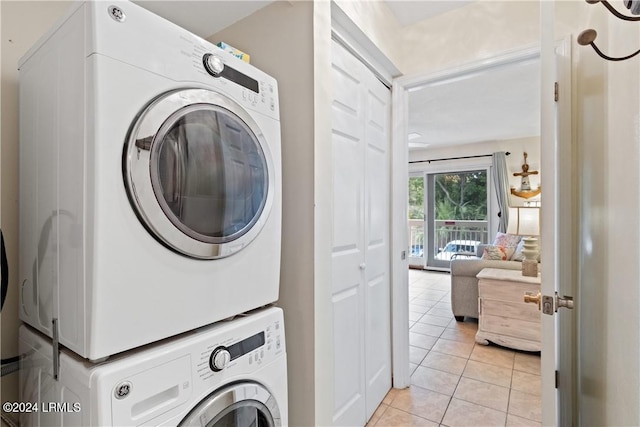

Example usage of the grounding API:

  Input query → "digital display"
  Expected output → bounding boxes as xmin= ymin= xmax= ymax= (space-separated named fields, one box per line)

xmin=228 ymin=332 xmax=265 ymax=360
xmin=221 ymin=66 xmax=259 ymax=94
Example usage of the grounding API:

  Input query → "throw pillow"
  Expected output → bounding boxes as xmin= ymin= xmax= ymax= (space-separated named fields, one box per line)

xmin=511 ymin=238 xmax=526 ymax=261
xmin=493 ymin=232 xmax=522 ymax=248
xmin=481 ymin=245 xmax=510 ymax=260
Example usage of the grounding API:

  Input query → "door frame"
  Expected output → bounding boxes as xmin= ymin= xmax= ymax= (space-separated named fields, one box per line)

xmin=392 ymin=35 xmax=574 ymax=423
xmin=391 ymin=43 xmax=541 ymax=388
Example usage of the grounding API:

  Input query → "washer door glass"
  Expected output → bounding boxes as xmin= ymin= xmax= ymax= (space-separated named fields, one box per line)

xmin=124 ymin=89 xmax=274 ymax=259
xmin=205 ymin=401 xmax=273 ymax=427
xmin=178 ymin=382 xmax=281 ymax=427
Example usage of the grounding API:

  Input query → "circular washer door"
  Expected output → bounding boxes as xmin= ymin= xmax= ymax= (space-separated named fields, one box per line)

xmin=178 ymin=382 xmax=282 ymax=427
xmin=124 ymin=88 xmax=274 ymax=259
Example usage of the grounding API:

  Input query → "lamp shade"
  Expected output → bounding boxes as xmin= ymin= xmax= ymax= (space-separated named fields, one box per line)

xmin=507 ymin=207 xmax=540 ymax=235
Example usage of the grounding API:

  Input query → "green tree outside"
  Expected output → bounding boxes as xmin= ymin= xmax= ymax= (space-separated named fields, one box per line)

xmin=434 ymin=171 xmax=487 ymax=220
xmin=408 ymin=171 xmax=487 ymax=221
xmin=408 ymin=177 xmax=424 ymax=220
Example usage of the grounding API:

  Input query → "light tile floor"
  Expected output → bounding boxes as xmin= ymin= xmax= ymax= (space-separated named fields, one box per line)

xmin=368 ymin=269 xmax=542 ymax=427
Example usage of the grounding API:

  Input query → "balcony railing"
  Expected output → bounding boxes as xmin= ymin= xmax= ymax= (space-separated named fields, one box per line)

xmin=409 ymin=219 xmax=425 ymax=258
xmin=408 ymin=219 xmax=489 ymax=259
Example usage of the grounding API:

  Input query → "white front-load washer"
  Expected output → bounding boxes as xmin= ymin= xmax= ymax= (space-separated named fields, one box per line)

xmin=19 ymin=307 xmax=287 ymax=427
xmin=18 ymin=1 xmax=281 ymax=360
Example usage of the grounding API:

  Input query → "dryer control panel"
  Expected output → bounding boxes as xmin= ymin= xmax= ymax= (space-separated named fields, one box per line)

xmin=197 ymin=50 xmax=278 ymax=117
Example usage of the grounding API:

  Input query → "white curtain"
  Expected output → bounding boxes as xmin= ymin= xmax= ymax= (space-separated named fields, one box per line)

xmin=492 ymin=152 xmax=510 ymax=233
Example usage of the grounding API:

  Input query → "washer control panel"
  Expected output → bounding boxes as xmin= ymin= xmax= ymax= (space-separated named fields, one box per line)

xmin=198 ymin=315 xmax=284 ymax=380
xmin=208 ymin=331 xmax=264 ymax=372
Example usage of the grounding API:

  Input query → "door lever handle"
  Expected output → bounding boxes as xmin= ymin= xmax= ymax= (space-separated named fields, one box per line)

xmin=524 ymin=291 xmax=542 ymax=310
xmin=556 ymin=294 xmax=574 ymax=311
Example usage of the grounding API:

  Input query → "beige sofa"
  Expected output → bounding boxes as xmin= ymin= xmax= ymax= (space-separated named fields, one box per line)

xmin=450 ymin=245 xmax=522 ymax=321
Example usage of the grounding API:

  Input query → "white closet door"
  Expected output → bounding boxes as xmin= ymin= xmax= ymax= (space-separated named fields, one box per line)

xmin=331 ymin=39 xmax=391 ymax=427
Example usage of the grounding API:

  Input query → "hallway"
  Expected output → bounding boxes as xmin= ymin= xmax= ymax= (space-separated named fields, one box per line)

xmin=369 ymin=270 xmax=541 ymax=426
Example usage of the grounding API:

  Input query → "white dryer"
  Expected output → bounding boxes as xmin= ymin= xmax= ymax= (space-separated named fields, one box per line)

xmin=19 ymin=307 xmax=287 ymax=427
xmin=18 ymin=1 xmax=281 ymax=360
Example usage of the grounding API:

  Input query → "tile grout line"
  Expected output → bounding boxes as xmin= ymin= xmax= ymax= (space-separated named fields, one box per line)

xmin=407 ymin=270 xmax=542 ymax=427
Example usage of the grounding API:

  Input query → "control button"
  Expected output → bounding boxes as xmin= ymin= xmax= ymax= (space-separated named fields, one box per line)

xmin=254 ymin=353 xmax=259 ymax=362
xmin=275 ymin=322 xmax=280 ymax=330
xmin=276 ymin=336 xmax=281 ymax=350
xmin=260 ymin=350 xmax=264 ymax=358
xmin=203 ymin=53 xmax=224 ymax=77
xmin=249 ymin=357 xmax=252 ymax=365
xmin=209 ymin=347 xmax=231 ymax=372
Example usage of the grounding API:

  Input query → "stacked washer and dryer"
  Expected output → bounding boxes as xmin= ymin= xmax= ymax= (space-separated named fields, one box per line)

xmin=17 ymin=1 xmax=286 ymax=426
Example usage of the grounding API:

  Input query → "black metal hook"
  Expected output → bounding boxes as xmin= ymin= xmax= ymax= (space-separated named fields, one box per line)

xmin=577 ymin=28 xmax=640 ymax=61
xmin=586 ymin=0 xmax=640 ymax=21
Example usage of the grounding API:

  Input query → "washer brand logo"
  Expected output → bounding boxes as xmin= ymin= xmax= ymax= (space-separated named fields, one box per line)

xmin=108 ymin=5 xmax=126 ymax=23
xmin=114 ymin=382 xmax=132 ymax=399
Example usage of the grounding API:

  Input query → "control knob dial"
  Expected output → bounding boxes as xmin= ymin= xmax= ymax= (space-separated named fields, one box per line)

xmin=203 ymin=53 xmax=224 ymax=77
xmin=209 ymin=347 xmax=231 ymax=372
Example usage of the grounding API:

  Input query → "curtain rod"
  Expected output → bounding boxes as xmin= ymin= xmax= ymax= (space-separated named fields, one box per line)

xmin=409 ymin=151 xmax=510 ymax=165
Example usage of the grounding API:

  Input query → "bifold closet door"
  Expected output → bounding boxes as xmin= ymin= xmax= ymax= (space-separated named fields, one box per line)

xmin=330 ymin=39 xmax=391 ymax=427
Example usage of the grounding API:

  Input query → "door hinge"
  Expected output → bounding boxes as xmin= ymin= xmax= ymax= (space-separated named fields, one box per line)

xmin=555 ymin=370 xmax=559 ymax=388
xmin=554 ymin=82 xmax=559 ymax=102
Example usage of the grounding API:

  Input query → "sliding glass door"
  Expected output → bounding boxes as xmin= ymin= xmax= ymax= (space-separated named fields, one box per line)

xmin=408 ymin=175 xmax=425 ymax=268
xmin=426 ymin=170 xmax=490 ymax=270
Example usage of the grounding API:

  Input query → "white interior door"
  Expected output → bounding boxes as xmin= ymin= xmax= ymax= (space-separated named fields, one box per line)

xmin=331 ymin=39 xmax=391 ymax=426
xmin=540 ymin=4 xmax=574 ymax=424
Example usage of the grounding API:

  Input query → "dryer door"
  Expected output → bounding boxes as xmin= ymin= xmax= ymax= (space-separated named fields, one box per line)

xmin=124 ymin=88 xmax=274 ymax=259
xmin=179 ymin=382 xmax=282 ymax=427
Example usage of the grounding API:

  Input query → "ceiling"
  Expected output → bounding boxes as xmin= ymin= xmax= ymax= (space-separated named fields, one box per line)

xmin=384 ymin=0 xmax=473 ymax=26
xmin=132 ymin=1 xmax=272 ymax=39
xmin=133 ymin=1 xmax=539 ymax=150
xmin=408 ymin=58 xmax=541 ymax=149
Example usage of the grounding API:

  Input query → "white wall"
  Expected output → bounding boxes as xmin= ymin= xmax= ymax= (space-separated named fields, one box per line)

xmin=335 ymin=0 xmax=540 ymax=76
xmin=333 ymin=0 xmax=404 ymax=70
xmin=211 ymin=3 xmax=322 ymax=426
xmin=1 ymin=2 xmax=72 ymax=422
